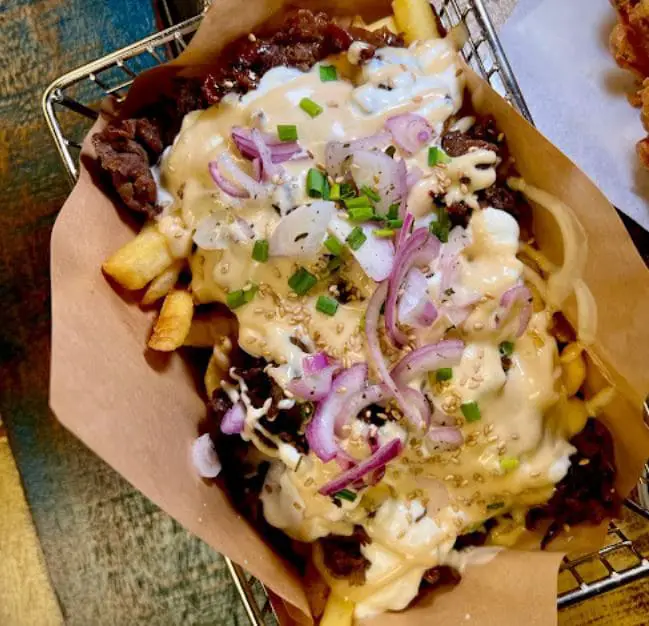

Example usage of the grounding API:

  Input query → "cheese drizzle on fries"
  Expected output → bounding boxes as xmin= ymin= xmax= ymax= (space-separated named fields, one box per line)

xmin=101 ymin=1 xmax=613 ymax=622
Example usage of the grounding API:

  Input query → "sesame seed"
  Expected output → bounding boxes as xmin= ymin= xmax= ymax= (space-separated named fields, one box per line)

xmin=220 ymin=264 xmax=230 ymax=274
xmin=484 ymin=424 xmax=494 ymax=434
xmin=444 ymin=474 xmax=456 ymax=482
xmin=473 ymin=322 xmax=484 ymax=331
xmin=487 ymin=434 xmax=499 ymax=443
xmin=510 ymin=433 xmax=520 ymax=441
xmin=397 ymin=530 xmax=406 ymax=539
xmin=578 ymin=458 xmax=590 ymax=466
xmin=304 ymin=477 xmax=314 ymax=487
xmin=530 ymin=471 xmax=541 ymax=478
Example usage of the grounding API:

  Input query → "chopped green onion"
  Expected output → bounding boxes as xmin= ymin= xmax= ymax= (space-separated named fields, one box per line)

xmin=345 ymin=195 xmax=373 ymax=209
xmin=288 ymin=267 xmax=318 ymax=295
xmin=428 ymin=146 xmax=451 ymax=166
xmin=328 ymin=183 xmax=341 ymax=200
xmin=339 ymin=183 xmax=356 ymax=199
xmin=373 ymin=228 xmax=395 ymax=238
xmin=251 ymin=239 xmax=269 ymax=263
xmin=461 ymin=401 xmax=481 ymax=423
xmin=500 ymin=457 xmax=519 ymax=472
xmin=429 ymin=205 xmax=450 ymax=243
xmin=348 ymin=206 xmax=375 ymax=222
xmin=334 ymin=488 xmax=357 ymax=502
xmin=324 ymin=235 xmax=343 ymax=256
xmin=319 ymin=65 xmax=338 ymax=82
xmin=499 ymin=341 xmax=515 ymax=357
xmin=306 ymin=168 xmax=329 ymax=198
xmin=316 ymin=295 xmax=339 ymax=316
xmin=436 ymin=367 xmax=453 ymax=382
xmin=385 ymin=145 xmax=397 ymax=158
xmin=361 ymin=185 xmax=381 ymax=202
xmin=386 ymin=219 xmax=403 ymax=229
xmin=277 ymin=124 xmax=298 ymax=142
xmin=486 ymin=501 xmax=505 ymax=511
xmin=387 ymin=203 xmax=400 ymax=220
xmin=346 ymin=226 xmax=367 ymax=250
xmin=299 ymin=97 xmax=323 ymax=118
xmin=327 ymin=256 xmax=342 ymax=274
xmin=226 ymin=284 xmax=258 ymax=309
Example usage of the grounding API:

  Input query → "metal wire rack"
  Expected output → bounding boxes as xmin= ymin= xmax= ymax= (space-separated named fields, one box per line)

xmin=42 ymin=0 xmax=649 ymax=622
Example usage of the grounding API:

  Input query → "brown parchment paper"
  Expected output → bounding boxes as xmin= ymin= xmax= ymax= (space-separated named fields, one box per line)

xmin=49 ymin=1 xmax=649 ymax=624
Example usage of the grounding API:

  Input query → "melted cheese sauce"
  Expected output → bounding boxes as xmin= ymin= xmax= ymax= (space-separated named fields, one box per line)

xmin=157 ymin=36 xmax=573 ymax=619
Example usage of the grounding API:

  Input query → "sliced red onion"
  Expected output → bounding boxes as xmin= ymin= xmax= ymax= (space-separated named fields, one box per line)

xmin=385 ymin=113 xmax=434 ymax=156
xmin=334 ymin=384 xmax=386 ymax=435
xmin=406 ymin=165 xmax=424 ymax=190
xmin=351 ymin=150 xmax=404 ymax=214
xmin=232 ymin=126 xmax=306 ymax=163
xmin=269 ymin=201 xmax=336 ymax=257
xmin=231 ymin=217 xmax=255 ymax=242
xmin=303 ymin=352 xmax=331 ymax=376
xmin=386 ymin=228 xmax=442 ymax=345
xmin=427 ymin=426 xmax=464 ymax=450
xmin=494 ymin=284 xmax=533 ymax=337
xmin=391 ymin=339 xmax=465 ymax=386
xmin=305 ymin=364 xmax=368 ymax=462
xmin=208 ymin=159 xmax=249 ymax=198
xmin=251 ymin=128 xmax=280 ymax=181
xmin=210 ymin=153 xmax=269 ymax=199
xmin=192 ymin=214 xmax=230 ymax=250
xmin=328 ymin=215 xmax=395 ymax=281
xmin=397 ymin=267 xmax=438 ymax=329
xmin=251 ymin=157 xmax=262 ymax=182
xmin=400 ymin=387 xmax=431 ymax=430
xmin=288 ymin=366 xmax=339 ymax=401
xmin=318 ymin=438 xmax=403 ymax=496
xmin=396 ymin=157 xmax=408 ymax=218
xmin=365 ymin=282 xmax=418 ymax=425
xmin=325 ymin=132 xmax=392 ymax=177
xmin=191 ymin=434 xmax=222 ymax=478
xmin=397 ymin=212 xmax=415 ymax=250
xmin=220 ymin=401 xmax=246 ymax=435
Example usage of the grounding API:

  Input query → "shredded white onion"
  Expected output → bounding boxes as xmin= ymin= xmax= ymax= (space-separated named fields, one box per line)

xmin=191 ymin=434 xmax=222 ymax=478
xmin=574 ymin=278 xmax=598 ymax=345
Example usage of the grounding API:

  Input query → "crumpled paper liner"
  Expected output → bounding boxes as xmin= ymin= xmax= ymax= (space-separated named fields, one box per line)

xmin=49 ymin=1 xmax=649 ymax=624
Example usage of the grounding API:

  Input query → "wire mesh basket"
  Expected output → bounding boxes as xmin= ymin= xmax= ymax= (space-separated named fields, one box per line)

xmin=42 ymin=0 xmax=649 ymax=622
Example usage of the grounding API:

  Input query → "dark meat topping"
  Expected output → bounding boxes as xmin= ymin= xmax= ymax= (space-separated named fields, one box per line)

xmin=93 ymin=10 xmax=404 ymax=216
xmin=209 ymin=356 xmax=309 ymax=454
xmin=526 ymin=418 xmax=621 ymax=548
xmin=446 ymin=200 xmax=472 ymax=229
xmin=479 ymin=183 xmax=530 ymax=223
xmin=320 ymin=526 xmax=371 ymax=586
xmin=441 ymin=130 xmax=499 ymax=159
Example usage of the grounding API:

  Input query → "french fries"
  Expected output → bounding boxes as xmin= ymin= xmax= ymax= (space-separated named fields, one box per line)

xmin=392 ymin=0 xmax=441 ymax=44
xmin=148 ymin=290 xmax=194 ymax=352
xmin=560 ymin=342 xmax=587 ymax=397
xmin=141 ymin=260 xmax=184 ymax=306
xmin=320 ymin=594 xmax=354 ymax=626
xmin=103 ymin=229 xmax=173 ymax=290
xmin=367 ymin=15 xmax=398 ymax=34
xmin=184 ymin=307 xmax=237 ymax=348
xmin=204 ymin=337 xmax=233 ymax=398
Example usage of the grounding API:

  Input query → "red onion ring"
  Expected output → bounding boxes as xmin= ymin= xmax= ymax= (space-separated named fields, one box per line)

xmin=210 ymin=153 xmax=269 ymax=199
xmin=386 ymin=228 xmax=442 ymax=345
xmin=400 ymin=387 xmax=431 ymax=430
xmin=385 ymin=113 xmax=434 ymax=156
xmin=303 ymin=352 xmax=331 ymax=376
xmin=334 ymin=384 xmax=387 ymax=435
xmin=325 ymin=132 xmax=392 ymax=177
xmin=251 ymin=128 xmax=280 ymax=181
xmin=391 ymin=339 xmax=465 ymax=386
xmin=351 ymin=150 xmax=406 ymax=215
xmin=305 ymin=364 xmax=368 ymax=462
xmin=427 ymin=426 xmax=464 ymax=450
xmin=397 ymin=267 xmax=438 ymax=329
xmin=288 ymin=354 xmax=341 ymax=402
xmin=269 ymin=201 xmax=336 ymax=258
xmin=318 ymin=437 xmax=403 ymax=496
xmin=494 ymin=284 xmax=533 ymax=337
xmin=220 ymin=401 xmax=246 ymax=434
xmin=397 ymin=212 xmax=415 ymax=250
xmin=231 ymin=126 xmax=306 ymax=163
xmin=191 ymin=434 xmax=222 ymax=478
xmin=208 ymin=159 xmax=249 ymax=198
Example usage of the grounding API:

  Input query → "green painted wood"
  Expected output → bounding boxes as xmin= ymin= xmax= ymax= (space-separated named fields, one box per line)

xmin=1 ymin=2 xmax=251 ymax=624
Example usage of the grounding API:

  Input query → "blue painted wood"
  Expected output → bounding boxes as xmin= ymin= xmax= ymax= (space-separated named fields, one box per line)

xmin=1 ymin=1 xmax=250 ymax=623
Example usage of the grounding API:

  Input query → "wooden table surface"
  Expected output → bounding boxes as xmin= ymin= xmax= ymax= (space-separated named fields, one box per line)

xmin=0 ymin=0 xmax=647 ymax=624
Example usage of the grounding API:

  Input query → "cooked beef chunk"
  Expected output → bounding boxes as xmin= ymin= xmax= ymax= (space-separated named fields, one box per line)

xmin=422 ymin=565 xmax=461 ymax=589
xmin=453 ymin=529 xmax=488 ymax=550
xmin=526 ymin=418 xmax=621 ymax=548
xmin=93 ymin=9 xmax=404 ymax=216
xmin=320 ymin=526 xmax=371 ymax=585
xmin=441 ymin=130 xmax=499 ymax=158
xmin=479 ymin=183 xmax=531 ymax=224
xmin=467 ymin=115 xmax=501 ymax=145
xmin=202 ymin=11 xmax=404 ymax=104
xmin=209 ymin=355 xmax=309 ymax=453
xmin=446 ymin=200 xmax=472 ymax=228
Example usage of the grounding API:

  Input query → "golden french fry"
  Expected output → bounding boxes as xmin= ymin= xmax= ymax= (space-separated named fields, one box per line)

xmin=184 ymin=307 xmax=237 ymax=348
xmin=546 ymin=396 xmax=589 ymax=439
xmin=585 ymin=386 xmax=616 ymax=417
xmin=320 ymin=593 xmax=355 ymax=626
xmin=368 ymin=16 xmax=398 ymax=33
xmin=141 ymin=260 xmax=184 ymax=306
xmin=560 ymin=342 xmax=587 ymax=397
xmin=103 ymin=229 xmax=173 ymax=290
xmin=189 ymin=251 xmax=226 ymax=304
xmin=148 ymin=290 xmax=194 ymax=352
xmin=392 ymin=0 xmax=441 ymax=44
xmin=204 ymin=337 xmax=233 ymax=398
